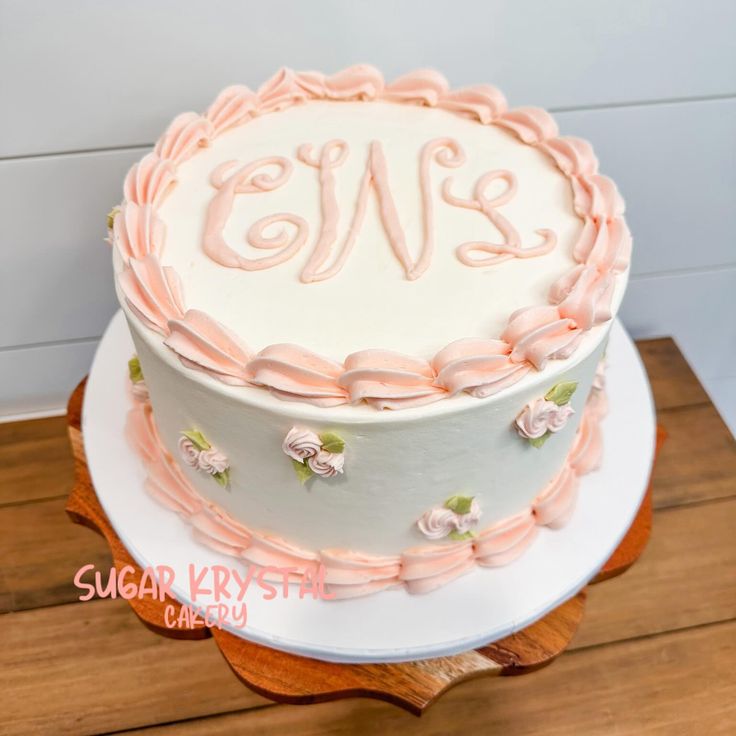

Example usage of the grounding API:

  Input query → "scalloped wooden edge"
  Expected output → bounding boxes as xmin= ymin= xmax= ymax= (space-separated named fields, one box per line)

xmin=65 ymin=379 xmax=660 ymax=715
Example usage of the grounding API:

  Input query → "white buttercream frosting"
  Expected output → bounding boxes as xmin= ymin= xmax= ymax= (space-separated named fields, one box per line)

xmin=157 ymin=101 xmax=582 ymax=358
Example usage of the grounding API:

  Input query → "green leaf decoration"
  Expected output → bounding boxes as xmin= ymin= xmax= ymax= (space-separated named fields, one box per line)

xmin=181 ymin=429 xmax=211 ymax=451
xmin=444 ymin=494 xmax=475 ymax=515
xmin=529 ymin=432 xmax=551 ymax=448
xmin=544 ymin=381 xmax=578 ymax=406
xmin=319 ymin=431 xmax=345 ymax=454
xmin=213 ymin=469 xmax=230 ymax=488
xmin=106 ymin=207 xmax=119 ymax=230
xmin=449 ymin=530 xmax=476 ymax=542
xmin=128 ymin=355 xmax=144 ymax=384
xmin=292 ymin=459 xmax=314 ymax=485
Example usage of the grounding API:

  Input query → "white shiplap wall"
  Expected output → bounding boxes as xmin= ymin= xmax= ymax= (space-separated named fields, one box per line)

xmin=1 ymin=0 xmax=735 ymax=428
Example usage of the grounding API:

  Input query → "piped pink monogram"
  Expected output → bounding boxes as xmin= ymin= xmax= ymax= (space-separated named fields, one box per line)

xmin=201 ymin=136 xmax=556 ymax=283
xmin=203 ymin=157 xmax=308 ymax=271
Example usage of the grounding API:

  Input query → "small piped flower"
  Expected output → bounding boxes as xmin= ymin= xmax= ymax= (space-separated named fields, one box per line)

xmin=515 ymin=399 xmax=574 ymax=439
xmin=284 ymin=426 xmax=346 ymax=484
xmin=178 ymin=436 xmax=200 ymax=467
xmin=197 ymin=448 xmax=230 ymax=475
xmin=178 ymin=429 xmax=230 ymax=486
xmin=307 ymin=450 xmax=345 ymax=478
xmin=282 ymin=426 xmax=322 ymax=462
xmin=515 ymin=381 xmax=578 ymax=448
xmin=417 ymin=495 xmax=482 ymax=541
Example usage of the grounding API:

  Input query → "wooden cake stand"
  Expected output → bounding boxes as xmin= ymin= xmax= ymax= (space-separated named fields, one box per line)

xmin=65 ymin=378 xmax=661 ymax=716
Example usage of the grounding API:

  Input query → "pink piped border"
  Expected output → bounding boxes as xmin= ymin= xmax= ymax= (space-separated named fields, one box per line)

xmin=126 ymin=382 xmax=608 ymax=599
xmin=113 ymin=66 xmax=630 ymax=410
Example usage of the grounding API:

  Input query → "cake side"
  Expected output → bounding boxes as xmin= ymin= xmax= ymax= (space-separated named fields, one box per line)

xmin=126 ymin=302 xmax=608 ymax=556
xmin=125 ymin=328 xmax=609 ymax=598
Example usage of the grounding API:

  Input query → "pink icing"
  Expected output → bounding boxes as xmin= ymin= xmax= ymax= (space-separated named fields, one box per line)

xmin=126 ymin=403 xmax=201 ymax=516
xmin=178 ymin=436 xmax=200 ymax=467
xmin=117 ymin=67 xmax=631 ymax=411
xmin=165 ymin=309 xmax=253 ymax=386
xmin=203 ymin=157 xmax=308 ymax=271
xmin=340 ymin=349 xmax=445 ymax=409
xmin=416 ymin=508 xmax=460 ymax=541
xmin=416 ymin=498 xmax=482 ymax=540
xmin=119 ymin=255 xmax=185 ymax=336
xmin=197 ymin=448 xmax=229 ymax=475
xmin=256 ymin=68 xmax=310 ymax=114
xmin=592 ymin=358 xmax=607 ymax=393
xmin=437 ymin=84 xmax=508 ymax=124
xmin=123 ymin=153 xmax=176 ymax=207
xmin=532 ymin=463 xmax=579 ymax=528
xmin=474 ymin=510 xmax=538 ymax=567
xmin=497 ymin=107 xmax=559 ymax=144
xmin=189 ymin=505 xmax=252 ymax=557
xmin=146 ymin=457 xmax=203 ymax=518
xmin=307 ymin=450 xmax=345 ymax=478
xmin=296 ymin=137 xmax=464 ymax=283
xmin=130 ymin=379 xmax=150 ymax=403
xmin=154 ymin=112 xmax=213 ymax=164
xmin=539 ymin=137 xmax=599 ymax=177
xmin=400 ymin=542 xmax=476 ymax=595
xmin=205 ymin=85 xmax=257 ymax=135
xmin=575 ymin=213 xmax=632 ymax=274
xmin=515 ymin=398 xmax=575 ymax=440
xmin=295 ymin=64 xmax=384 ymax=101
xmin=126 ymin=382 xmax=608 ymax=599
xmin=177 ymin=432 xmax=230 ymax=478
xmin=240 ymin=533 xmax=319 ymax=574
xmin=113 ymin=204 xmax=165 ymax=262
xmin=432 ymin=338 xmax=530 ymax=398
xmin=381 ymin=69 xmax=449 ymax=105
xmin=296 ymin=139 xmax=354 ymax=282
xmin=443 ymin=169 xmax=557 ymax=267
xmin=248 ymin=343 xmax=348 ymax=407
xmin=282 ymin=426 xmax=322 ymax=462
xmin=569 ymin=395 xmax=605 ymax=475
xmin=550 ymin=264 xmax=614 ymax=331
xmin=502 ymin=305 xmax=582 ymax=371
xmin=320 ymin=550 xmax=401 ymax=599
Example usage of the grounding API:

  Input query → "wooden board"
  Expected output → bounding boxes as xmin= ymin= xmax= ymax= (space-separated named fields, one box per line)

xmin=63 ymin=377 xmax=656 ymax=716
xmin=132 ymin=620 xmax=736 ymax=736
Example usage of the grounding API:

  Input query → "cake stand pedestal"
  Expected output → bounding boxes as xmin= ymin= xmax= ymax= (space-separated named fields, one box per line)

xmin=66 ymin=378 xmax=662 ymax=716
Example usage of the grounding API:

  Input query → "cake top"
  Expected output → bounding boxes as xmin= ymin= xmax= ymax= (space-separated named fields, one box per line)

xmin=113 ymin=66 xmax=631 ymax=410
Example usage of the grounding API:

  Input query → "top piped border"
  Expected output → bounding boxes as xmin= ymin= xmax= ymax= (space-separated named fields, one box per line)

xmin=111 ymin=65 xmax=631 ymax=411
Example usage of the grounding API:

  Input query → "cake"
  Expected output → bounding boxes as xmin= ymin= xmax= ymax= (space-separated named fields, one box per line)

xmin=111 ymin=66 xmax=630 ymax=599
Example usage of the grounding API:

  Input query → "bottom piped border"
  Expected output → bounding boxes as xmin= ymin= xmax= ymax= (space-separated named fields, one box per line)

xmin=125 ymin=384 xmax=607 ymax=600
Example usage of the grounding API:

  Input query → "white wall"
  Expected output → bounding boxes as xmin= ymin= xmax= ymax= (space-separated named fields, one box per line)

xmin=1 ymin=0 xmax=734 ymax=425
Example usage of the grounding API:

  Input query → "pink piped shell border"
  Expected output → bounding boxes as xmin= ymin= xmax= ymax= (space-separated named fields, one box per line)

xmin=114 ymin=65 xmax=631 ymax=410
xmin=126 ymin=384 xmax=607 ymax=599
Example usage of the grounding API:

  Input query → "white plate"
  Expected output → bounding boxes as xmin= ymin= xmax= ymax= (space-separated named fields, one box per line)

xmin=83 ymin=312 xmax=655 ymax=663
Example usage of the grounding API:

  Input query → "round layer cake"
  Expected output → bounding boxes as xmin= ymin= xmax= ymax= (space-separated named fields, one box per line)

xmin=112 ymin=66 xmax=630 ymax=598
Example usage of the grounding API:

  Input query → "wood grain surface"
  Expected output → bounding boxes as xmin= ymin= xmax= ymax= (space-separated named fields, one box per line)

xmin=1 ymin=339 xmax=734 ymax=734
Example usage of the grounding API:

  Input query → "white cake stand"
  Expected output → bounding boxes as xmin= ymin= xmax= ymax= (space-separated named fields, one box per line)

xmin=82 ymin=311 xmax=655 ymax=664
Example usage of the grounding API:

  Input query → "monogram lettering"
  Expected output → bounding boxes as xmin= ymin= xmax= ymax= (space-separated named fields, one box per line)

xmin=202 ymin=139 xmax=556 ymax=281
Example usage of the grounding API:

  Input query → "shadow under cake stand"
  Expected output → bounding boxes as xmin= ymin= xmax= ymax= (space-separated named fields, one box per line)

xmin=66 ymin=371 xmax=661 ymax=716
